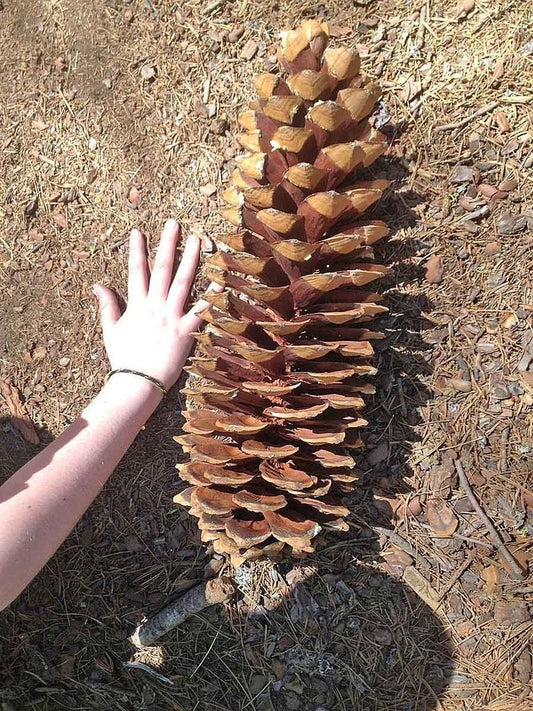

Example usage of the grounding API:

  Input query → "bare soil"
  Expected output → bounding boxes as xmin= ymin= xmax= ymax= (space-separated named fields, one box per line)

xmin=1 ymin=1 xmax=532 ymax=710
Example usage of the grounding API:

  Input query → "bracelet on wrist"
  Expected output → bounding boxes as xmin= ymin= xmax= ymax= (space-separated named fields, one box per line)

xmin=106 ymin=368 xmax=168 ymax=396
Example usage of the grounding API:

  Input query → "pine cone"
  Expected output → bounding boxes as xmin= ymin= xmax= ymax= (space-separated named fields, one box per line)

xmin=174 ymin=20 xmax=390 ymax=566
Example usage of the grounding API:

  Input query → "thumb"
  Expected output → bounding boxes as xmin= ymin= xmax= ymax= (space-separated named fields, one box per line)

xmin=92 ymin=284 xmax=121 ymax=335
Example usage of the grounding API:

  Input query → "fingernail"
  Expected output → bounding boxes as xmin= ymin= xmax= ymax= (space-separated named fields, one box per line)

xmin=165 ymin=218 xmax=178 ymax=231
xmin=130 ymin=228 xmax=140 ymax=239
xmin=206 ymin=281 xmax=224 ymax=293
xmin=91 ymin=284 xmax=99 ymax=296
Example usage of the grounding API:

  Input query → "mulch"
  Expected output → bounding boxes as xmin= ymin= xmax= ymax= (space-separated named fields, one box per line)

xmin=0 ymin=0 xmax=532 ymax=709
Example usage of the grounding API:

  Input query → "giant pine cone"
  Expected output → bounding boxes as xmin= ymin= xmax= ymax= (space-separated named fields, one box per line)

xmin=174 ymin=20 xmax=390 ymax=566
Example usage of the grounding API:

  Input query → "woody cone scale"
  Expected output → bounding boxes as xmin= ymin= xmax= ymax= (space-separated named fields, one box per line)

xmin=174 ymin=21 xmax=391 ymax=566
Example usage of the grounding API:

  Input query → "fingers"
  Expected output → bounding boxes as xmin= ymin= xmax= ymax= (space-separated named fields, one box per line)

xmin=167 ymin=232 xmax=202 ymax=315
xmin=148 ymin=219 xmax=181 ymax=301
xmin=92 ymin=284 xmax=121 ymax=337
xmin=179 ymin=281 xmax=224 ymax=334
xmin=127 ymin=229 xmax=149 ymax=305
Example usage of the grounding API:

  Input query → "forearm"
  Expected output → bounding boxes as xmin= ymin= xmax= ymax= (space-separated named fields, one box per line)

xmin=0 ymin=374 xmax=162 ymax=610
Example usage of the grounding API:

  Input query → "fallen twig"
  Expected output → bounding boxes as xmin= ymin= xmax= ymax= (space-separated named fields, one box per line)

xmin=374 ymin=526 xmax=432 ymax=568
xmin=454 ymin=459 xmax=524 ymax=580
xmin=437 ymin=551 xmax=475 ymax=601
xmin=130 ymin=576 xmax=236 ymax=646
xmin=433 ymin=102 xmax=498 ymax=132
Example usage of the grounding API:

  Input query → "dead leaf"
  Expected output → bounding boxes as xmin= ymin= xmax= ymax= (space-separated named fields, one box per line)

xmin=57 ymin=654 xmax=75 ymax=678
xmin=499 ymin=538 xmax=530 ymax=575
xmin=200 ymin=183 xmax=217 ymax=197
xmin=481 ymin=564 xmax=500 ymax=595
xmin=426 ymin=498 xmax=458 ymax=537
xmin=513 ymin=646 xmax=532 ymax=685
xmin=0 ymin=379 xmax=40 ymax=444
xmin=53 ymin=213 xmax=68 ymax=229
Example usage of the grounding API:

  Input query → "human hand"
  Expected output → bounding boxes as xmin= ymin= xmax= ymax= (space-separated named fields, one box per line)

xmin=93 ymin=219 xmax=218 ymax=391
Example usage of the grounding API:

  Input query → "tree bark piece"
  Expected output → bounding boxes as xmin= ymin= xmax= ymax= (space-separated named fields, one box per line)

xmin=0 ymin=379 xmax=39 ymax=444
xmin=130 ymin=576 xmax=236 ymax=646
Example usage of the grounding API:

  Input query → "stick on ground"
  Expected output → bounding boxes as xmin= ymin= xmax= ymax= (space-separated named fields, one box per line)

xmin=454 ymin=459 xmax=524 ymax=580
xmin=433 ymin=101 xmax=498 ymax=132
xmin=130 ymin=576 xmax=236 ymax=647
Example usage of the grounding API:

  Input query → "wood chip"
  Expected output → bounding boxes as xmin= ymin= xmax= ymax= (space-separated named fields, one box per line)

xmin=228 ymin=27 xmax=244 ymax=43
xmin=53 ymin=213 xmax=68 ymax=229
xmin=426 ymin=498 xmax=459 ymax=537
xmin=0 ymin=379 xmax=40 ymax=444
xmin=493 ymin=111 xmax=510 ymax=132
xmin=425 ymin=254 xmax=444 ymax=283
xmin=402 ymin=566 xmax=440 ymax=611
xmin=481 ymin=564 xmax=500 ymax=595
xmin=240 ymin=39 xmax=258 ymax=60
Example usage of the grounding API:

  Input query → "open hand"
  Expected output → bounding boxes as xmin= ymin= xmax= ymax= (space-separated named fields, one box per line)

xmin=93 ymin=219 xmax=218 ymax=391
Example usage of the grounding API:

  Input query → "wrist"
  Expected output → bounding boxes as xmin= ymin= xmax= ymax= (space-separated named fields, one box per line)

xmin=101 ymin=371 xmax=165 ymax=409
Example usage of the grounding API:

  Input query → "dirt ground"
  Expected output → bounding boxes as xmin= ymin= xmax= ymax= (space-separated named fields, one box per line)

xmin=1 ymin=0 xmax=532 ymax=709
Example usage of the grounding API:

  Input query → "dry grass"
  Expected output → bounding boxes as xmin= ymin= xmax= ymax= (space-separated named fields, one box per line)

xmin=1 ymin=0 xmax=532 ymax=709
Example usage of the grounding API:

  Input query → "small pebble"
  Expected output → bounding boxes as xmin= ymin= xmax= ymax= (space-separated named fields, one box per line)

xmin=485 ymin=241 xmax=501 ymax=255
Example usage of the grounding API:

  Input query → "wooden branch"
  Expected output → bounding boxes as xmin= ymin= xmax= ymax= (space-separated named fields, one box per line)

xmin=454 ymin=459 xmax=524 ymax=580
xmin=433 ymin=102 xmax=498 ymax=132
xmin=130 ymin=576 xmax=236 ymax=647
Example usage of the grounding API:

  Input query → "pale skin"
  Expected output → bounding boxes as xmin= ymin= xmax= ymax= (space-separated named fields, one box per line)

xmin=0 ymin=219 xmax=217 ymax=611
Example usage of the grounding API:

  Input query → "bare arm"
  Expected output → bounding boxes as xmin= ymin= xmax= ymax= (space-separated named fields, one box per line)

xmin=0 ymin=220 xmax=215 ymax=610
